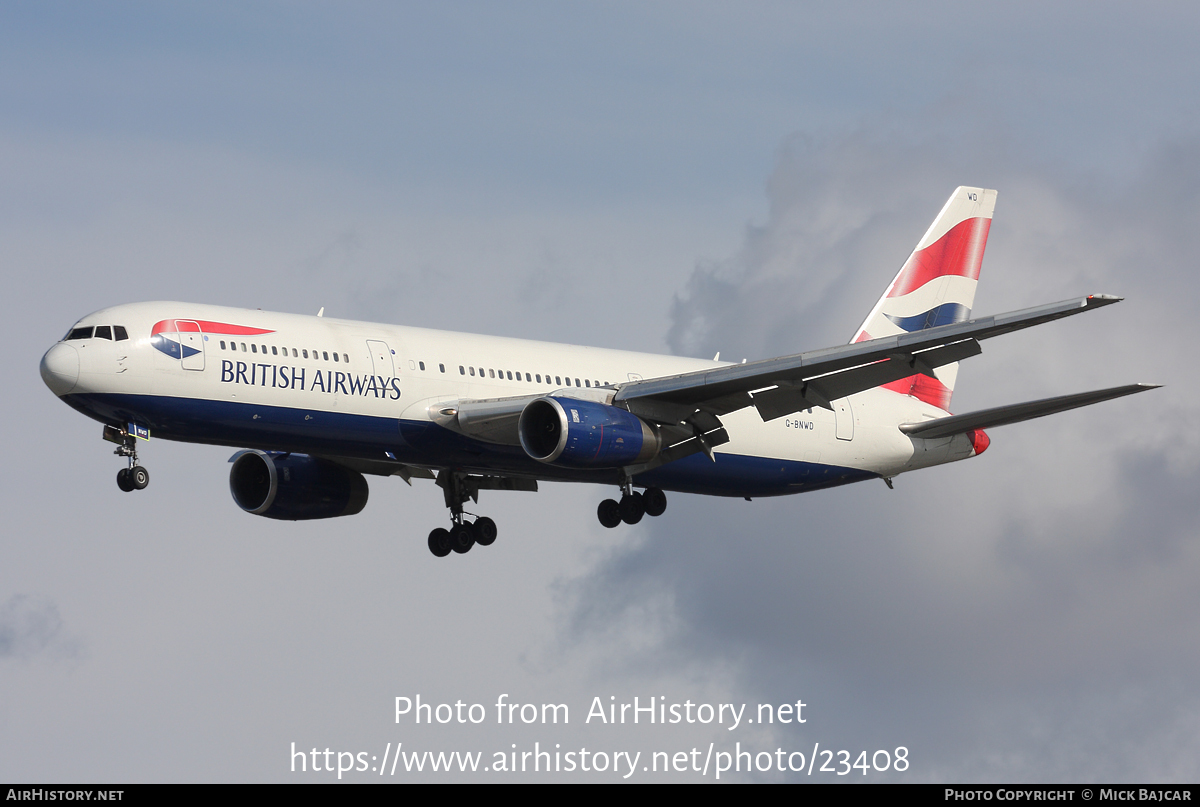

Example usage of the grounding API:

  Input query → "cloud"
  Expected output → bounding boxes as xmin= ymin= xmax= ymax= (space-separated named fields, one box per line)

xmin=0 ymin=595 xmax=81 ymax=663
xmin=566 ymin=129 xmax=1200 ymax=782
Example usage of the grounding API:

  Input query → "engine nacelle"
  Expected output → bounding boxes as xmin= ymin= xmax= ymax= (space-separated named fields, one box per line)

xmin=518 ymin=397 xmax=660 ymax=468
xmin=229 ymin=450 xmax=369 ymax=520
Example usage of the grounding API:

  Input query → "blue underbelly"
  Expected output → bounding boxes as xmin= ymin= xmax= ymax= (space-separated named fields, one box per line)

xmin=62 ymin=392 xmax=877 ymax=497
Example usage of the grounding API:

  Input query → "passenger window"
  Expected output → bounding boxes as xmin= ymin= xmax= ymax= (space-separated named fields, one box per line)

xmin=526 ymin=373 xmax=532 ymax=382
xmin=114 ymin=326 xmax=128 ymax=341
xmin=419 ymin=361 xmax=426 ymax=371
xmin=440 ymin=364 xmax=446 ymax=373
xmin=333 ymin=353 xmax=339 ymax=362
xmin=241 ymin=343 xmax=247 ymax=352
xmin=67 ymin=327 xmax=93 ymax=340
xmin=302 ymin=349 xmax=308 ymax=359
xmin=506 ymin=371 xmax=512 ymax=380
xmin=469 ymin=367 xmax=475 ymax=376
xmin=488 ymin=369 xmax=495 ymax=378
xmin=323 ymin=352 xmax=329 ymax=361
xmin=95 ymin=326 xmax=112 ymax=340
xmin=555 ymin=376 xmax=561 ymax=385
xmin=460 ymin=366 xmax=465 ymax=375
xmin=575 ymin=378 xmax=580 ymax=387
xmin=292 ymin=349 xmax=298 ymax=358
xmin=585 ymin=379 xmax=590 ymax=387
xmin=536 ymin=374 xmax=542 ymax=383
xmin=251 ymin=344 xmax=258 ymax=354
xmin=272 ymin=346 xmax=278 ymax=356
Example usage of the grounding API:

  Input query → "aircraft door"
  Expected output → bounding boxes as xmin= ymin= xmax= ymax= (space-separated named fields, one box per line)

xmin=366 ymin=340 xmax=396 ymax=379
xmin=177 ymin=320 xmax=205 ymax=371
xmin=834 ymin=398 xmax=854 ymax=440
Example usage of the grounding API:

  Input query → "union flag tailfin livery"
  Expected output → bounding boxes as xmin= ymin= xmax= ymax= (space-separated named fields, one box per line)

xmin=40 ymin=188 xmax=1157 ymax=558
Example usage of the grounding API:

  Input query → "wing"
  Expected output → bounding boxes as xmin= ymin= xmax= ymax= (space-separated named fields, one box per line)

xmin=426 ymin=294 xmax=1125 ymax=472
xmin=614 ymin=294 xmax=1121 ymax=425
xmin=230 ymin=449 xmax=440 ymax=484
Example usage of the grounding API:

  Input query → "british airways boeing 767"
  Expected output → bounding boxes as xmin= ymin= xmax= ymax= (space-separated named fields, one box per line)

xmin=39 ymin=188 xmax=1156 ymax=557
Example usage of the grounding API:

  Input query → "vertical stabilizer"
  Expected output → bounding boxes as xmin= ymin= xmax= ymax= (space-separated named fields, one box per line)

xmin=852 ymin=186 xmax=997 ymax=410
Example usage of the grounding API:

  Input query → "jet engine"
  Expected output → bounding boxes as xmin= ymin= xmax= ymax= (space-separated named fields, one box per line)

xmin=518 ymin=397 xmax=660 ymax=468
xmin=229 ymin=450 xmax=369 ymax=520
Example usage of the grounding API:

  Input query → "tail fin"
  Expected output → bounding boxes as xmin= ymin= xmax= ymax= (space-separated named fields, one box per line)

xmin=852 ymin=186 xmax=997 ymax=410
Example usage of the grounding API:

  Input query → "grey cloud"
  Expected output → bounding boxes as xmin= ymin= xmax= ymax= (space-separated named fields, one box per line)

xmin=0 ymin=595 xmax=80 ymax=662
xmin=566 ymin=131 xmax=1200 ymax=782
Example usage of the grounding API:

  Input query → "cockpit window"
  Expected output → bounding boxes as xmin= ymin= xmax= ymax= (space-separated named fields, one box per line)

xmin=113 ymin=326 xmax=128 ymax=341
xmin=94 ymin=326 xmax=112 ymax=340
xmin=66 ymin=326 xmax=93 ymax=340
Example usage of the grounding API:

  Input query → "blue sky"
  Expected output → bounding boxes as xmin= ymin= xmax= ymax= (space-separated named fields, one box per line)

xmin=2 ymin=2 xmax=1198 ymax=782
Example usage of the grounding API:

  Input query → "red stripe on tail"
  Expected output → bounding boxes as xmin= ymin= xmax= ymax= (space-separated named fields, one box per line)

xmin=888 ymin=217 xmax=991 ymax=298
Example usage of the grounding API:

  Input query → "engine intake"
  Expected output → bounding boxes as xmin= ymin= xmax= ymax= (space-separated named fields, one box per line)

xmin=518 ymin=397 xmax=660 ymax=468
xmin=229 ymin=450 xmax=369 ymax=520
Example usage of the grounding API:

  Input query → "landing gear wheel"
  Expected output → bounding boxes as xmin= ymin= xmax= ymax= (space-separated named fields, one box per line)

xmin=116 ymin=468 xmax=135 ymax=492
xmin=474 ymin=517 xmax=497 ymax=546
xmin=619 ymin=492 xmax=645 ymax=525
xmin=450 ymin=522 xmax=476 ymax=554
xmin=428 ymin=528 xmax=452 ymax=558
xmin=643 ymin=487 xmax=667 ymax=517
xmin=130 ymin=466 xmax=150 ymax=490
xmin=598 ymin=499 xmax=622 ymax=528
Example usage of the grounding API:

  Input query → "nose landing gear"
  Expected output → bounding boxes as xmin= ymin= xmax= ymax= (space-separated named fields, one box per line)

xmin=105 ymin=425 xmax=149 ymax=493
xmin=116 ymin=465 xmax=149 ymax=492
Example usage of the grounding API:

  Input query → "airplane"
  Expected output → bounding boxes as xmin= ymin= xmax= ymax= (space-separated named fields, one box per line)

xmin=39 ymin=186 xmax=1156 ymax=558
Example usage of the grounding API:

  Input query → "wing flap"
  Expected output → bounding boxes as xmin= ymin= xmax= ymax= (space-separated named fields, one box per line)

xmin=750 ymin=338 xmax=983 ymax=421
xmin=899 ymin=383 xmax=1159 ymax=439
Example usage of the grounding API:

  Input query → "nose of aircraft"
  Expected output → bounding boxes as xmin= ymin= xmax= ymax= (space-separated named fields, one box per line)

xmin=40 ymin=343 xmax=79 ymax=395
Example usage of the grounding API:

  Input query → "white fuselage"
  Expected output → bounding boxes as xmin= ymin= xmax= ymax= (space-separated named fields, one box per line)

xmin=42 ymin=301 xmax=979 ymax=499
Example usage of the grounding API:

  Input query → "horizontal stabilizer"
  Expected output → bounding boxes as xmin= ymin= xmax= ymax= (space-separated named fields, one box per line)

xmin=899 ymin=383 xmax=1159 ymax=439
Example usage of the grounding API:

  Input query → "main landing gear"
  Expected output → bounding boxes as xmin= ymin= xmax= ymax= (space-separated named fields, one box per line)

xmin=428 ymin=471 xmax=499 ymax=559
xmin=105 ymin=426 xmax=150 ymax=493
xmin=427 ymin=516 xmax=496 ymax=558
xmin=597 ymin=484 xmax=667 ymax=529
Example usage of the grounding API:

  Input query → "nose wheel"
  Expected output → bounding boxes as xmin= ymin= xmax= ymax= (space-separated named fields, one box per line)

xmin=116 ymin=466 xmax=150 ymax=492
xmin=106 ymin=426 xmax=150 ymax=493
